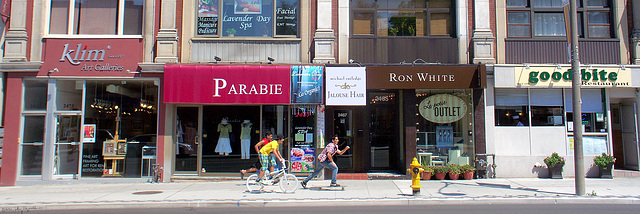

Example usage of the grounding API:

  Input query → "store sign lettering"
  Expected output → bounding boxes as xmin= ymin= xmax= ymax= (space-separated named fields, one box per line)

xmin=419 ymin=94 xmax=467 ymax=124
xmin=59 ymin=43 xmax=124 ymax=72
xmin=212 ymin=78 xmax=283 ymax=97
xmin=223 ymin=15 xmax=271 ymax=30
xmin=528 ymin=69 xmax=618 ymax=83
xmin=389 ymin=73 xmax=455 ymax=82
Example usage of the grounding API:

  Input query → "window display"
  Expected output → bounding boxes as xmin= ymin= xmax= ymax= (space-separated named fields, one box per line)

xmin=82 ymin=80 xmax=158 ymax=177
xmin=415 ymin=89 xmax=474 ymax=166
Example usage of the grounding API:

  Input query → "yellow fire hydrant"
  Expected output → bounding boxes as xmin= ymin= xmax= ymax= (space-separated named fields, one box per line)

xmin=407 ymin=157 xmax=423 ymax=196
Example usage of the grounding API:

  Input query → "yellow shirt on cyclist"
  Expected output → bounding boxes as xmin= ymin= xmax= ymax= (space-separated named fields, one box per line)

xmin=260 ymin=140 xmax=279 ymax=155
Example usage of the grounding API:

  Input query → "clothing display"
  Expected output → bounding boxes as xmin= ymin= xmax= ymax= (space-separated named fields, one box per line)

xmin=240 ymin=120 xmax=252 ymax=159
xmin=215 ymin=119 xmax=232 ymax=155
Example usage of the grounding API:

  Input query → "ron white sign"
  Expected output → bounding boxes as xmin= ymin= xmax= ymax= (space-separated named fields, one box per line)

xmin=326 ymin=67 xmax=366 ymax=106
xmin=40 ymin=38 xmax=143 ymax=77
xmin=164 ymin=65 xmax=291 ymax=104
xmin=515 ymin=66 xmax=631 ymax=87
xmin=418 ymin=94 xmax=467 ymax=124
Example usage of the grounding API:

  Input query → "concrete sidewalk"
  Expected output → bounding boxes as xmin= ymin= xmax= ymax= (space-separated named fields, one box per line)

xmin=1 ymin=177 xmax=639 ymax=211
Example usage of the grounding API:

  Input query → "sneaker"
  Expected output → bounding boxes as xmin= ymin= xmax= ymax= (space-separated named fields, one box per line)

xmin=240 ymin=170 xmax=245 ymax=180
xmin=330 ymin=183 xmax=341 ymax=187
xmin=300 ymin=181 xmax=307 ymax=189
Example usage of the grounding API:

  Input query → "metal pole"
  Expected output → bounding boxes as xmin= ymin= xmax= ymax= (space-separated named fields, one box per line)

xmin=570 ymin=0 xmax=585 ymax=196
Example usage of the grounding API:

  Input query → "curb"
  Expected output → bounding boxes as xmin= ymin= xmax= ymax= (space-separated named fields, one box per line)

xmin=2 ymin=196 xmax=639 ymax=211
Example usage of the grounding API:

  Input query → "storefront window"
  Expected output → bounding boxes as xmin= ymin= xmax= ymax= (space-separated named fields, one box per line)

xmin=565 ymin=89 xmax=606 ymax=133
xmin=197 ymin=0 xmax=299 ymax=37
xmin=415 ymin=89 xmax=474 ymax=167
xmin=56 ymin=80 xmax=83 ymax=111
xmin=494 ymin=88 xmax=529 ymax=126
xmin=49 ymin=0 xmax=144 ymax=35
xmin=23 ymin=80 xmax=48 ymax=111
xmin=82 ymin=80 xmax=158 ymax=177
xmin=530 ymin=89 xmax=564 ymax=126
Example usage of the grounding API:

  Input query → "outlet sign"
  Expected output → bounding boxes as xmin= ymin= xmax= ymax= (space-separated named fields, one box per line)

xmin=418 ymin=94 xmax=468 ymax=124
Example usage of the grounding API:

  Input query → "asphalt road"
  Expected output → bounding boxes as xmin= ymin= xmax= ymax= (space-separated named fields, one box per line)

xmin=16 ymin=204 xmax=640 ymax=214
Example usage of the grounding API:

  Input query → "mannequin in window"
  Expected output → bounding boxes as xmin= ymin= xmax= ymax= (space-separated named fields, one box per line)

xmin=240 ymin=120 xmax=253 ymax=159
xmin=215 ymin=118 xmax=233 ymax=156
xmin=513 ymin=115 xmax=524 ymax=126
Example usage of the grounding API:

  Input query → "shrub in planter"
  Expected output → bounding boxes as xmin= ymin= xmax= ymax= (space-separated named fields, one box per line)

xmin=461 ymin=164 xmax=476 ymax=180
xmin=447 ymin=164 xmax=462 ymax=180
xmin=433 ymin=166 xmax=447 ymax=180
xmin=593 ymin=153 xmax=615 ymax=179
xmin=544 ymin=152 xmax=565 ymax=179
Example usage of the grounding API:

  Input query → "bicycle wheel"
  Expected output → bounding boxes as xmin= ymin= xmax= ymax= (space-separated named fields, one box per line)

xmin=279 ymin=173 xmax=298 ymax=193
xmin=246 ymin=174 xmax=264 ymax=192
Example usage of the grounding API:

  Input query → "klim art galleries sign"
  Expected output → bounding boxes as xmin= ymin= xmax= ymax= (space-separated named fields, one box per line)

xmin=40 ymin=39 xmax=143 ymax=77
xmin=325 ymin=67 xmax=366 ymax=106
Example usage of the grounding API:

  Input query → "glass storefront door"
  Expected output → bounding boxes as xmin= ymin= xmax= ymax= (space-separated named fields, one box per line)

xmin=175 ymin=107 xmax=200 ymax=173
xmin=334 ymin=109 xmax=353 ymax=170
xmin=368 ymin=92 xmax=398 ymax=169
xmin=53 ymin=114 xmax=81 ymax=177
xmin=21 ymin=115 xmax=46 ymax=176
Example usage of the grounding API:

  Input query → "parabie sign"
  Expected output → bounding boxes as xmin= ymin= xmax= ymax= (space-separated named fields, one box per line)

xmin=418 ymin=94 xmax=467 ymax=124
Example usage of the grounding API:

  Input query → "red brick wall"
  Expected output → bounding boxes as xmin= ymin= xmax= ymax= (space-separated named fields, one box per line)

xmin=176 ymin=0 xmax=184 ymax=61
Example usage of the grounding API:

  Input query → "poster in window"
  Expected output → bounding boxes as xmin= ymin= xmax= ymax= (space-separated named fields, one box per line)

xmin=198 ymin=0 xmax=219 ymax=35
xmin=291 ymin=147 xmax=314 ymax=172
xmin=435 ymin=126 xmax=453 ymax=149
xmin=275 ymin=0 xmax=298 ymax=36
xmin=291 ymin=65 xmax=323 ymax=104
xmin=83 ymin=124 xmax=96 ymax=143
xmin=234 ymin=0 xmax=261 ymax=14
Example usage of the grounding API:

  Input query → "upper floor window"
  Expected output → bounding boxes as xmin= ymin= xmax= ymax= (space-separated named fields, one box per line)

xmin=506 ymin=0 xmax=611 ymax=38
xmin=196 ymin=0 xmax=299 ymax=37
xmin=351 ymin=0 xmax=453 ymax=37
xmin=49 ymin=0 xmax=144 ymax=35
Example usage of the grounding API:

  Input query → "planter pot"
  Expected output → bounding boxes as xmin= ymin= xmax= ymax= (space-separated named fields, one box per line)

xmin=547 ymin=163 xmax=564 ymax=179
xmin=421 ymin=171 xmax=432 ymax=180
xmin=463 ymin=171 xmax=474 ymax=180
xmin=448 ymin=172 xmax=460 ymax=180
xmin=434 ymin=172 xmax=446 ymax=180
xmin=598 ymin=162 xmax=614 ymax=179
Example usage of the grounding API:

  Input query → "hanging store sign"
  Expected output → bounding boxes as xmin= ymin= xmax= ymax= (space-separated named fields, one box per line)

xmin=418 ymin=94 xmax=467 ymax=124
xmin=366 ymin=65 xmax=485 ymax=89
xmin=164 ymin=65 xmax=291 ymax=104
xmin=326 ymin=67 xmax=366 ymax=106
xmin=514 ymin=66 xmax=632 ymax=87
xmin=40 ymin=38 xmax=143 ymax=77
xmin=291 ymin=65 xmax=323 ymax=104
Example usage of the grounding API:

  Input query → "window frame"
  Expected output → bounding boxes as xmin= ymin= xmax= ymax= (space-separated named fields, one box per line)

xmin=45 ymin=0 xmax=145 ymax=38
xmin=195 ymin=0 xmax=301 ymax=38
xmin=505 ymin=0 xmax=613 ymax=39
xmin=350 ymin=0 xmax=455 ymax=38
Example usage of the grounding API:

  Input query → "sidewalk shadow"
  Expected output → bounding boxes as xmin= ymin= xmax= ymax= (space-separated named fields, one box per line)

xmin=439 ymin=182 xmax=466 ymax=196
xmin=473 ymin=181 xmax=573 ymax=196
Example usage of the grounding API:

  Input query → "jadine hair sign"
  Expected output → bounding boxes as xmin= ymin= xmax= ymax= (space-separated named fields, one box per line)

xmin=164 ymin=65 xmax=291 ymax=104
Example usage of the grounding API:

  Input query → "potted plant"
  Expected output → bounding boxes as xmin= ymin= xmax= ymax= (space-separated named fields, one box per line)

xmin=447 ymin=164 xmax=462 ymax=180
xmin=461 ymin=164 xmax=476 ymax=180
xmin=421 ymin=165 xmax=434 ymax=180
xmin=226 ymin=28 xmax=236 ymax=37
xmin=544 ymin=152 xmax=565 ymax=179
xmin=433 ymin=166 xmax=447 ymax=180
xmin=593 ymin=153 xmax=615 ymax=179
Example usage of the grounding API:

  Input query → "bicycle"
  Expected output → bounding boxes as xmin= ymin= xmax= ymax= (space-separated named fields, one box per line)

xmin=246 ymin=160 xmax=299 ymax=193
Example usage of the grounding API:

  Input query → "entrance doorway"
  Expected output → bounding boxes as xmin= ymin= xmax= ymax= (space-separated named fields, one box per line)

xmin=367 ymin=91 xmax=399 ymax=170
xmin=175 ymin=106 xmax=200 ymax=174
xmin=53 ymin=114 xmax=81 ymax=177
xmin=611 ymin=102 xmax=640 ymax=170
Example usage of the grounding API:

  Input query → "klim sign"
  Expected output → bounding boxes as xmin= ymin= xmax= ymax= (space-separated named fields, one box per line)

xmin=40 ymin=39 xmax=143 ymax=77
